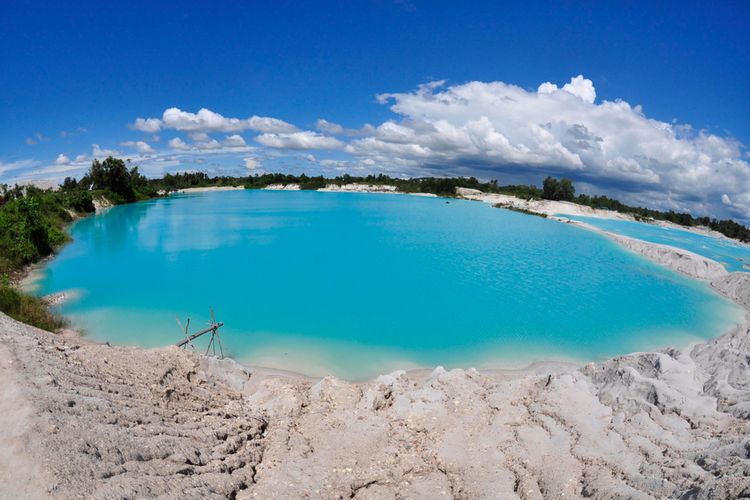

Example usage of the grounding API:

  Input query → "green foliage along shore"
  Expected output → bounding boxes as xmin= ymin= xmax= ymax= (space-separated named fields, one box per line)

xmin=542 ymin=176 xmax=576 ymax=201
xmin=0 ymin=189 xmax=76 ymax=330
xmin=1 ymin=157 xmax=749 ymax=330
xmin=0 ymin=283 xmax=65 ymax=331
xmin=0 ymin=188 xmax=72 ymax=273
xmin=62 ymin=157 xmax=157 ymax=203
xmin=0 ymin=157 xmax=158 ymax=329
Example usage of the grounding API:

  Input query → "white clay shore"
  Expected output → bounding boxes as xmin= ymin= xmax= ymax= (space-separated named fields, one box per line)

xmin=264 ymin=182 xmax=438 ymax=196
xmin=175 ymin=186 xmax=245 ymax=194
xmin=1 ymin=185 xmax=749 ymax=498
xmin=455 ymin=186 xmax=750 ymax=245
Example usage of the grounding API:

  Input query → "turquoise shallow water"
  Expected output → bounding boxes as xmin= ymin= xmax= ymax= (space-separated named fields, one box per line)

xmin=560 ymin=214 xmax=750 ymax=273
xmin=34 ymin=191 xmax=744 ymax=379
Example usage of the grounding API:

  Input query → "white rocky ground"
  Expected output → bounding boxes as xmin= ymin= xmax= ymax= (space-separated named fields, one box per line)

xmin=176 ymin=186 xmax=245 ymax=194
xmin=319 ymin=184 xmax=438 ymax=197
xmin=262 ymin=184 xmax=301 ymax=191
xmin=319 ymin=183 xmax=398 ymax=193
xmin=559 ymin=219 xmax=730 ymax=282
xmin=455 ymin=187 xmax=750 ymax=246
xmin=455 ymin=187 xmax=632 ymax=221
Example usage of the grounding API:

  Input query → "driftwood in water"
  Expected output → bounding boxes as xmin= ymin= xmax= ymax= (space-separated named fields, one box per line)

xmin=175 ymin=322 xmax=224 ymax=348
xmin=175 ymin=308 xmax=225 ymax=358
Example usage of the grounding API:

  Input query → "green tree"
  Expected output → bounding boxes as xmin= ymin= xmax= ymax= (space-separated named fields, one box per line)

xmin=80 ymin=157 xmax=137 ymax=202
xmin=558 ymin=178 xmax=575 ymax=201
xmin=542 ymin=176 xmax=560 ymax=200
xmin=61 ymin=177 xmax=78 ymax=191
xmin=18 ymin=197 xmax=51 ymax=256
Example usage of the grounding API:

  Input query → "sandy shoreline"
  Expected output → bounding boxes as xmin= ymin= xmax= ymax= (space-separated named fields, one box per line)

xmin=2 ymin=185 xmax=750 ymax=497
xmin=175 ymin=186 xmax=245 ymax=194
xmin=455 ymin=187 xmax=750 ymax=248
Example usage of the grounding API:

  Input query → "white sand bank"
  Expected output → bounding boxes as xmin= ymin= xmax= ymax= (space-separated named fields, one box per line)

xmin=262 ymin=183 xmax=300 ymax=190
xmin=456 ymin=187 xmax=746 ymax=243
xmin=319 ymin=183 xmax=398 ymax=193
xmin=175 ymin=186 xmax=245 ymax=194
xmin=318 ymin=183 xmax=439 ymax=197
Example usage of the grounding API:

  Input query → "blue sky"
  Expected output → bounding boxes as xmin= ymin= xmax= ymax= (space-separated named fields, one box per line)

xmin=1 ymin=1 xmax=749 ymax=221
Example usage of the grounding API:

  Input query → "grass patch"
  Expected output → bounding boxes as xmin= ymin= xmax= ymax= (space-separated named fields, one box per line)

xmin=0 ymin=283 xmax=66 ymax=331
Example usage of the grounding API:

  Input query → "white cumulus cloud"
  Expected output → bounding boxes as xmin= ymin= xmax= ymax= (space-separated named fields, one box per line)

xmin=222 ymin=134 xmax=247 ymax=147
xmin=246 ymin=116 xmax=298 ymax=134
xmin=244 ymin=157 xmax=261 ymax=170
xmin=256 ymin=131 xmax=344 ymax=150
xmin=166 ymin=134 xmax=251 ymax=152
xmin=54 ymin=154 xmax=71 ymax=165
xmin=120 ymin=140 xmax=156 ymax=154
xmin=345 ymin=76 xmax=750 ymax=221
xmin=315 ymin=119 xmax=375 ymax=137
xmin=92 ymin=144 xmax=120 ymax=157
xmin=537 ymin=75 xmax=596 ymax=104
xmin=132 ymin=108 xmax=298 ymax=134
xmin=168 ymin=137 xmax=190 ymax=150
xmin=130 ymin=117 xmax=162 ymax=133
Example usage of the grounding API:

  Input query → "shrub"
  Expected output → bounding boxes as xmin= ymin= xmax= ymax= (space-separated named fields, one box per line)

xmin=0 ymin=285 xmax=66 ymax=331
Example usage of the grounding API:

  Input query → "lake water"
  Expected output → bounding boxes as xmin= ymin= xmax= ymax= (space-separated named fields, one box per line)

xmin=559 ymin=214 xmax=750 ymax=273
xmin=33 ymin=190 xmax=744 ymax=379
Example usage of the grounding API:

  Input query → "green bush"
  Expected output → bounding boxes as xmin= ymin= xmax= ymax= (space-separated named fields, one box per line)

xmin=0 ymin=285 xmax=66 ymax=331
xmin=0 ymin=196 xmax=65 ymax=269
xmin=299 ymin=175 xmax=327 ymax=190
xmin=64 ymin=190 xmax=95 ymax=213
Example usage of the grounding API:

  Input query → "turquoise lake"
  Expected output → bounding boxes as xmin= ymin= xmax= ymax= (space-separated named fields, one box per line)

xmin=559 ymin=214 xmax=750 ymax=273
xmin=33 ymin=190 xmax=745 ymax=379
